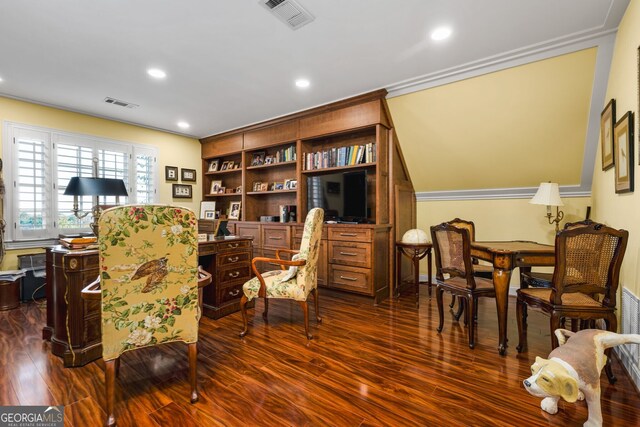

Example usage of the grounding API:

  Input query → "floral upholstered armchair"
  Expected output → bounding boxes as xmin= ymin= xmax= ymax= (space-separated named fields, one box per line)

xmin=82 ymin=205 xmax=210 ymax=427
xmin=240 ymin=207 xmax=324 ymax=339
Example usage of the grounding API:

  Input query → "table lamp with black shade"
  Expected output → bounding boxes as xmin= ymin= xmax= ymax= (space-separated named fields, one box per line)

xmin=63 ymin=177 xmax=128 ymax=236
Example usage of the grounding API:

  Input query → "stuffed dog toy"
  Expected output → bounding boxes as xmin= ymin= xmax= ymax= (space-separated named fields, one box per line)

xmin=523 ymin=329 xmax=640 ymax=427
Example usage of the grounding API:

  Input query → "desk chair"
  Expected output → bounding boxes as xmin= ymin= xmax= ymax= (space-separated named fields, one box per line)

xmin=431 ymin=222 xmax=497 ymax=348
xmin=83 ymin=205 xmax=209 ymax=427
xmin=240 ymin=208 xmax=324 ymax=339
xmin=516 ymin=221 xmax=628 ymax=384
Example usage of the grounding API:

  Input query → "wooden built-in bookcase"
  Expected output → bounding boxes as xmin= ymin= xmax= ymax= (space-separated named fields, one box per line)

xmin=200 ymin=90 xmax=415 ymax=304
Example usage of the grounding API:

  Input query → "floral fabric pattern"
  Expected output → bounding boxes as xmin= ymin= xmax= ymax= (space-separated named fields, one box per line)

xmin=99 ymin=205 xmax=199 ymax=361
xmin=242 ymin=208 xmax=324 ymax=301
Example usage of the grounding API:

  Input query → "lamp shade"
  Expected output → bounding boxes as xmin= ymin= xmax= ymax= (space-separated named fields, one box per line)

xmin=63 ymin=177 xmax=128 ymax=197
xmin=530 ymin=182 xmax=563 ymax=206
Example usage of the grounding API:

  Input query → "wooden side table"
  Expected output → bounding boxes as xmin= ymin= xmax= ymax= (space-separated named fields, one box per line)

xmin=395 ymin=241 xmax=432 ymax=307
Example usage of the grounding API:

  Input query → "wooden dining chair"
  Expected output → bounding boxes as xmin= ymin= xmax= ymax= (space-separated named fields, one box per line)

xmin=431 ymin=222 xmax=496 ymax=348
xmin=516 ymin=221 xmax=628 ymax=383
xmin=446 ymin=218 xmax=493 ymax=321
xmin=239 ymin=208 xmax=324 ymax=340
xmin=82 ymin=205 xmax=209 ymax=427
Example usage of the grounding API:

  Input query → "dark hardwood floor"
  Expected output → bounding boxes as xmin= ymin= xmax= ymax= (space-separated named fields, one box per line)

xmin=1 ymin=287 xmax=639 ymax=426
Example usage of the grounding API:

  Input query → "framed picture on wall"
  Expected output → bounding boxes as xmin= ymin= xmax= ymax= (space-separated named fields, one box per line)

xmin=172 ymin=184 xmax=192 ymax=198
xmin=165 ymin=166 xmax=178 ymax=181
xmin=181 ymin=168 xmax=196 ymax=182
xmin=600 ymin=99 xmax=616 ymax=170
xmin=614 ymin=111 xmax=634 ymax=193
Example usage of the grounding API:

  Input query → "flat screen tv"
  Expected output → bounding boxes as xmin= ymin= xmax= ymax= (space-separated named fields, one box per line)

xmin=307 ymin=170 xmax=368 ymax=223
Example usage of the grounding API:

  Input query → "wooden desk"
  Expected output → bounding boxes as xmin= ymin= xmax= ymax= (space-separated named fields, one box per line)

xmin=395 ymin=241 xmax=432 ymax=307
xmin=471 ymin=241 xmax=554 ymax=355
xmin=43 ymin=236 xmax=253 ymax=367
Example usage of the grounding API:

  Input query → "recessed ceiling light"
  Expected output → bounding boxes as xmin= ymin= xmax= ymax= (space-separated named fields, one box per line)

xmin=295 ymin=78 xmax=310 ymax=88
xmin=177 ymin=121 xmax=190 ymax=129
xmin=431 ymin=27 xmax=452 ymax=41
xmin=0 ymin=76 xmax=3 ymax=82
xmin=147 ymin=68 xmax=167 ymax=79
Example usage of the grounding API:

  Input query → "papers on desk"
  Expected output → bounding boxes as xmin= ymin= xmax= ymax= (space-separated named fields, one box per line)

xmin=0 ymin=269 xmax=27 ymax=281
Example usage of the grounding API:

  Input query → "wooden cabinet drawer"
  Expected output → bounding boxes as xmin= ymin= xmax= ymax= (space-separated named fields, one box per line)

xmin=218 ymin=282 xmax=244 ymax=304
xmin=293 ymin=225 xmax=327 ymax=240
xmin=218 ymin=240 xmax=251 ymax=252
xmin=236 ymin=223 xmax=261 ymax=247
xmin=328 ymin=241 xmax=371 ymax=268
xmin=329 ymin=265 xmax=371 ymax=294
xmin=328 ymin=227 xmax=371 ymax=242
xmin=262 ymin=226 xmax=290 ymax=249
xmin=217 ymin=265 xmax=251 ymax=284
xmin=216 ymin=250 xmax=251 ymax=267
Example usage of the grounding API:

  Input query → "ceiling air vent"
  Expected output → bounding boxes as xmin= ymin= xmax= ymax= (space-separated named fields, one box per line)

xmin=104 ymin=97 xmax=139 ymax=109
xmin=259 ymin=0 xmax=315 ymax=30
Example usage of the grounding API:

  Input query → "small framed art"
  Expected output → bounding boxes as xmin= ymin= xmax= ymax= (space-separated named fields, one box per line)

xmin=203 ymin=211 xmax=216 ymax=220
xmin=181 ymin=168 xmax=196 ymax=182
xmin=208 ymin=159 xmax=220 ymax=172
xmin=172 ymin=184 xmax=192 ymax=198
xmin=600 ymin=99 xmax=616 ymax=170
xmin=165 ymin=166 xmax=178 ymax=181
xmin=200 ymin=201 xmax=216 ymax=219
xmin=614 ymin=111 xmax=634 ymax=194
xmin=210 ymin=180 xmax=222 ymax=194
xmin=228 ymin=202 xmax=241 ymax=220
xmin=250 ymin=151 xmax=265 ymax=166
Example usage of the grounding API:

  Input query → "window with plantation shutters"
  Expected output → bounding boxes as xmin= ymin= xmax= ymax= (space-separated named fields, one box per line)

xmin=3 ymin=122 xmax=158 ymax=242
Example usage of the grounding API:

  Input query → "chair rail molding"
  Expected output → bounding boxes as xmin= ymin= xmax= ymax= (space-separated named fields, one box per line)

xmin=416 ymin=185 xmax=590 ymax=202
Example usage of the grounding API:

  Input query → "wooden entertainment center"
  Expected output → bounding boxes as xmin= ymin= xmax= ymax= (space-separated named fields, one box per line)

xmin=200 ymin=90 xmax=416 ymax=304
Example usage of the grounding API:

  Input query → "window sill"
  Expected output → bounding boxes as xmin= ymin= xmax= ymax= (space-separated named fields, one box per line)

xmin=5 ymin=239 xmax=59 ymax=251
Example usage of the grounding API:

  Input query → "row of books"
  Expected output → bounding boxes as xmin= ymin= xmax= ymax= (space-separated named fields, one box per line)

xmin=274 ymin=145 xmax=296 ymax=163
xmin=303 ymin=143 xmax=376 ymax=170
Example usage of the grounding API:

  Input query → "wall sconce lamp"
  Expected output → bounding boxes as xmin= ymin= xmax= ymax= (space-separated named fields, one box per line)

xmin=63 ymin=177 xmax=128 ymax=236
xmin=530 ymin=182 xmax=564 ymax=232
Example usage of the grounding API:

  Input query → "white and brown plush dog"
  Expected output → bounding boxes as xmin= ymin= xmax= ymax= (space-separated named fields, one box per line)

xmin=523 ymin=329 xmax=640 ymax=427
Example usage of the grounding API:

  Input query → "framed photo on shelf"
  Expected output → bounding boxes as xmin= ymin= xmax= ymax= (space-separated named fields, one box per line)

xmin=269 ymin=182 xmax=276 ymax=191
xmin=208 ymin=159 xmax=220 ymax=172
xmin=275 ymin=182 xmax=284 ymax=190
xmin=218 ymin=186 xmax=226 ymax=194
xmin=203 ymin=210 xmax=215 ymax=220
xmin=284 ymin=179 xmax=297 ymax=190
xmin=235 ymin=186 xmax=242 ymax=193
xmin=228 ymin=202 xmax=241 ymax=220
xmin=600 ymin=99 xmax=616 ymax=170
xmin=226 ymin=160 xmax=235 ymax=170
xmin=210 ymin=180 xmax=222 ymax=194
xmin=181 ymin=168 xmax=196 ymax=182
xmin=614 ymin=111 xmax=634 ymax=194
xmin=259 ymin=182 xmax=268 ymax=192
xmin=252 ymin=181 xmax=262 ymax=192
xmin=250 ymin=151 xmax=265 ymax=166
xmin=172 ymin=184 xmax=192 ymax=198
xmin=234 ymin=162 xmax=241 ymax=169
xmin=199 ymin=201 xmax=216 ymax=219
xmin=165 ymin=166 xmax=178 ymax=181
xmin=265 ymin=155 xmax=275 ymax=165
xmin=220 ymin=161 xmax=229 ymax=171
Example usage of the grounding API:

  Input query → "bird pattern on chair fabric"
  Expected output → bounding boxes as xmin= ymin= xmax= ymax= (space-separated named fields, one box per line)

xmin=98 ymin=205 xmax=200 ymax=361
xmin=242 ymin=207 xmax=324 ymax=301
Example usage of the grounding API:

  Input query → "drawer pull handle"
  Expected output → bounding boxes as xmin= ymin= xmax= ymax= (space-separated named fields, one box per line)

xmin=229 ymin=289 xmax=240 ymax=297
xmin=229 ymin=271 xmax=240 ymax=278
xmin=339 ymin=251 xmax=357 ymax=256
xmin=227 ymin=243 xmax=239 ymax=249
xmin=269 ymin=236 xmax=283 ymax=240
xmin=339 ymin=275 xmax=358 ymax=281
xmin=340 ymin=233 xmax=358 ymax=237
xmin=228 ymin=256 xmax=239 ymax=263
xmin=517 ymin=257 xmax=524 ymax=262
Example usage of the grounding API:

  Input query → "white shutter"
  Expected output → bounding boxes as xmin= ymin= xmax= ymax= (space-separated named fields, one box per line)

xmin=56 ymin=141 xmax=94 ymax=231
xmin=134 ymin=147 xmax=157 ymax=203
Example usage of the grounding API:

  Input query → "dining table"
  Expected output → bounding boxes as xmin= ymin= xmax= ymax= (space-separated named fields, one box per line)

xmin=470 ymin=240 xmax=555 ymax=355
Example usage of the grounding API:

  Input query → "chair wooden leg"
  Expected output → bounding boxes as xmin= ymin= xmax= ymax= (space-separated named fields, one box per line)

xmin=311 ymin=288 xmax=322 ymax=323
xmin=516 ymin=298 xmax=527 ymax=353
xmin=467 ymin=296 xmax=476 ymax=349
xmin=263 ymin=298 xmax=269 ymax=321
xmin=436 ymin=287 xmax=445 ymax=333
xmin=449 ymin=295 xmax=456 ymax=309
xmin=473 ymin=297 xmax=478 ymax=322
xmin=239 ymin=294 xmax=249 ymax=337
xmin=297 ymin=300 xmax=312 ymax=340
xmin=604 ymin=315 xmax=618 ymax=384
xmin=188 ymin=342 xmax=198 ymax=403
xmin=105 ymin=358 xmax=117 ymax=427
xmin=550 ymin=312 xmax=562 ymax=349
xmin=453 ymin=298 xmax=465 ymax=322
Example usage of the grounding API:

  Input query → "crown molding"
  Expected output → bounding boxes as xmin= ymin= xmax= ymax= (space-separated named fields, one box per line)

xmin=416 ymin=185 xmax=590 ymax=202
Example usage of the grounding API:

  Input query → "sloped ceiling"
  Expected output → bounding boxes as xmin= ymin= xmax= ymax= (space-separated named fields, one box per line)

xmin=387 ymin=48 xmax=597 ymax=193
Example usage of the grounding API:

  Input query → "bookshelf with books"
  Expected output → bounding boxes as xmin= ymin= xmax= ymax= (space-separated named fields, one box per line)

xmin=202 ymin=134 xmax=243 ymax=220
xmin=200 ymin=90 xmax=416 ymax=304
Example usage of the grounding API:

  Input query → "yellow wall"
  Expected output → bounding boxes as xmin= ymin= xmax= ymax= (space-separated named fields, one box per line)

xmin=388 ymin=48 xmax=596 ymax=191
xmin=417 ymin=197 xmax=592 ymax=280
xmin=591 ymin=0 xmax=640 ymax=298
xmin=0 ymin=96 xmax=201 ymax=269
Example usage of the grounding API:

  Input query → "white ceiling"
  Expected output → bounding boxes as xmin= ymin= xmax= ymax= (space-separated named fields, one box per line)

xmin=0 ymin=0 xmax=630 ymax=139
